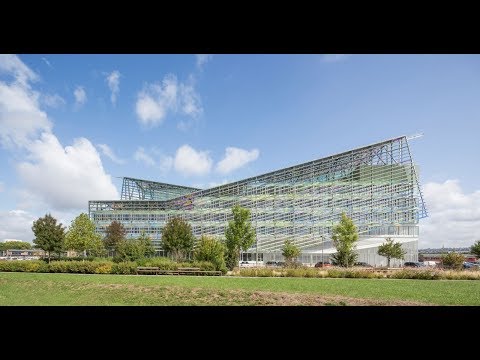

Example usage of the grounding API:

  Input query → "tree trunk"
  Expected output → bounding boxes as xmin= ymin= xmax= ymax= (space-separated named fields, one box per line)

xmin=47 ymin=251 xmax=51 ymax=263
xmin=387 ymin=257 xmax=391 ymax=268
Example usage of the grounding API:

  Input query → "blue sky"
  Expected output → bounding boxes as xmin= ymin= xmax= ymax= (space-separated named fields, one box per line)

xmin=1 ymin=54 xmax=479 ymax=248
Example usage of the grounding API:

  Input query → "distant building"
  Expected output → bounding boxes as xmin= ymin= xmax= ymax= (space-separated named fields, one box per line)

xmin=0 ymin=249 xmax=45 ymax=259
xmin=419 ymin=252 xmax=478 ymax=264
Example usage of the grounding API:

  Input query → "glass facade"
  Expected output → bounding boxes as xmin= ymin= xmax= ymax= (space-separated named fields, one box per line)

xmin=89 ymin=136 xmax=427 ymax=265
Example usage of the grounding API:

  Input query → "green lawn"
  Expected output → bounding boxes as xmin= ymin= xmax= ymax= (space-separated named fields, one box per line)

xmin=1 ymin=272 xmax=479 ymax=305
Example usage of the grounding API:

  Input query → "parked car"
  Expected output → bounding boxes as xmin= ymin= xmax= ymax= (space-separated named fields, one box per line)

xmin=266 ymin=261 xmax=278 ymax=267
xmin=314 ymin=261 xmax=332 ymax=268
xmin=404 ymin=262 xmax=425 ymax=268
xmin=354 ymin=262 xmax=372 ymax=267
xmin=463 ymin=262 xmax=480 ymax=269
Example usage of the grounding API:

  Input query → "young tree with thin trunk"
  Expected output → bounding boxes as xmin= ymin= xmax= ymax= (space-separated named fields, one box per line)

xmin=65 ymin=213 xmax=105 ymax=257
xmin=377 ymin=237 xmax=406 ymax=267
xmin=331 ymin=212 xmax=358 ymax=268
xmin=103 ymin=221 xmax=126 ymax=256
xmin=225 ymin=205 xmax=256 ymax=270
xmin=161 ymin=217 xmax=195 ymax=261
xmin=282 ymin=239 xmax=300 ymax=266
xmin=32 ymin=214 xmax=66 ymax=263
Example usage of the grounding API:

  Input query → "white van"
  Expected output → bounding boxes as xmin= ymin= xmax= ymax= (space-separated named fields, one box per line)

xmin=423 ymin=261 xmax=436 ymax=267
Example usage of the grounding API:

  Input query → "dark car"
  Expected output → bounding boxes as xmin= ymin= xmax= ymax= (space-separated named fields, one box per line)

xmin=266 ymin=261 xmax=278 ymax=267
xmin=404 ymin=262 xmax=425 ymax=268
xmin=354 ymin=262 xmax=372 ymax=267
xmin=314 ymin=261 xmax=332 ymax=268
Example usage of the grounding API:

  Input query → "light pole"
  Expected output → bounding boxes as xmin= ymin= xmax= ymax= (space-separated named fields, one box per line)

xmin=321 ymin=234 xmax=324 ymax=264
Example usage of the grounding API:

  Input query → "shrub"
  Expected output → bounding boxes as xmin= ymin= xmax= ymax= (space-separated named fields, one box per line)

xmin=111 ymin=262 xmax=137 ymax=275
xmin=95 ymin=263 xmax=113 ymax=274
xmin=194 ymin=235 xmax=227 ymax=273
xmin=441 ymin=252 xmax=465 ymax=270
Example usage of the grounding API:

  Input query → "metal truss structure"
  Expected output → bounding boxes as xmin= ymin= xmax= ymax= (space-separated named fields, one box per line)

xmin=89 ymin=136 xmax=427 ymax=254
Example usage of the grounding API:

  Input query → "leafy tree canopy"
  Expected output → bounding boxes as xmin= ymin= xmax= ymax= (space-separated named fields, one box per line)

xmin=282 ymin=239 xmax=300 ymax=265
xmin=224 ymin=205 xmax=256 ymax=270
xmin=377 ymin=237 xmax=406 ymax=267
xmin=161 ymin=217 xmax=195 ymax=261
xmin=32 ymin=214 xmax=66 ymax=262
xmin=194 ymin=235 xmax=227 ymax=273
xmin=331 ymin=213 xmax=358 ymax=267
xmin=65 ymin=213 xmax=105 ymax=256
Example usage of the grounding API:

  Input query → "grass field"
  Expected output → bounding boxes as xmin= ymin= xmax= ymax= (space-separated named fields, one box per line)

xmin=1 ymin=272 xmax=479 ymax=305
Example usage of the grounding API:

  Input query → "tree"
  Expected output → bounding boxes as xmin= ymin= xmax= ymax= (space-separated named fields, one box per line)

xmin=65 ymin=213 xmax=105 ymax=257
xmin=0 ymin=241 xmax=32 ymax=251
xmin=161 ymin=217 xmax=195 ymax=261
xmin=471 ymin=240 xmax=480 ymax=258
xmin=377 ymin=237 xmax=406 ymax=267
xmin=330 ymin=213 xmax=358 ymax=267
xmin=194 ymin=235 xmax=227 ymax=273
xmin=32 ymin=214 xmax=66 ymax=262
xmin=224 ymin=205 xmax=256 ymax=270
xmin=282 ymin=239 xmax=300 ymax=266
xmin=137 ymin=231 xmax=156 ymax=258
xmin=441 ymin=252 xmax=464 ymax=270
xmin=103 ymin=221 xmax=126 ymax=256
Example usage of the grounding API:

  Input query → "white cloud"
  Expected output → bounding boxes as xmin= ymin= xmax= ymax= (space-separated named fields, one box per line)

xmin=421 ymin=180 xmax=480 ymax=249
xmin=74 ymin=86 xmax=87 ymax=107
xmin=135 ymin=74 xmax=202 ymax=127
xmin=134 ymin=147 xmax=155 ymax=167
xmin=0 ymin=55 xmax=119 ymax=213
xmin=179 ymin=80 xmax=202 ymax=118
xmin=321 ymin=54 xmax=351 ymax=63
xmin=97 ymin=143 xmax=125 ymax=164
xmin=17 ymin=133 xmax=119 ymax=210
xmin=42 ymin=93 xmax=66 ymax=108
xmin=0 ymin=54 xmax=38 ymax=86
xmin=196 ymin=54 xmax=212 ymax=70
xmin=41 ymin=57 xmax=52 ymax=69
xmin=174 ymin=144 xmax=212 ymax=176
xmin=159 ymin=155 xmax=173 ymax=174
xmin=216 ymin=147 xmax=259 ymax=174
xmin=106 ymin=70 xmax=121 ymax=105
xmin=0 ymin=210 xmax=37 ymax=243
xmin=0 ymin=68 xmax=51 ymax=149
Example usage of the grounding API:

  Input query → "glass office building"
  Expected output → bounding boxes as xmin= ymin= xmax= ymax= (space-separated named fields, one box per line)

xmin=89 ymin=136 xmax=427 ymax=266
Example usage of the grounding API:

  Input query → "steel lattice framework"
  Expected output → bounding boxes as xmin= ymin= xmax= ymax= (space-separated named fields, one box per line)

xmin=89 ymin=136 xmax=427 ymax=253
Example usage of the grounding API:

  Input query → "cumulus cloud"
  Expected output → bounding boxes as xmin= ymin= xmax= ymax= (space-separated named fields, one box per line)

xmin=17 ymin=133 xmax=119 ymax=210
xmin=0 ymin=58 xmax=51 ymax=148
xmin=134 ymin=147 xmax=155 ymax=167
xmin=0 ymin=55 xmax=119 ymax=213
xmin=174 ymin=144 xmax=212 ymax=176
xmin=105 ymin=70 xmax=121 ymax=105
xmin=135 ymin=74 xmax=202 ymax=127
xmin=321 ymin=54 xmax=351 ymax=63
xmin=216 ymin=147 xmax=259 ymax=174
xmin=97 ymin=143 xmax=125 ymax=164
xmin=196 ymin=54 xmax=212 ymax=70
xmin=421 ymin=180 xmax=480 ymax=249
xmin=0 ymin=209 xmax=37 ymax=242
xmin=0 ymin=54 xmax=38 ymax=86
xmin=74 ymin=86 xmax=87 ymax=107
xmin=42 ymin=93 xmax=66 ymax=108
